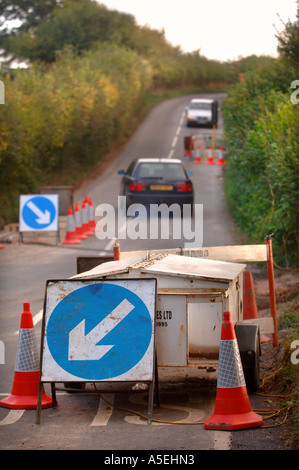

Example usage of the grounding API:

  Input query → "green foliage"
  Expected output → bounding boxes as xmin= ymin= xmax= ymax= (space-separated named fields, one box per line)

xmin=0 ymin=44 xmax=152 ymax=225
xmin=223 ymin=59 xmax=299 ymax=266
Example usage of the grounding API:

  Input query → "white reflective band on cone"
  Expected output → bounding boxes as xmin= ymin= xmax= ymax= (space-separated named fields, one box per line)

xmin=217 ymin=339 xmax=245 ymax=388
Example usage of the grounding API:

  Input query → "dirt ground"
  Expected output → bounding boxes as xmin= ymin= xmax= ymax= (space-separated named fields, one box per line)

xmin=230 ymin=266 xmax=299 ymax=450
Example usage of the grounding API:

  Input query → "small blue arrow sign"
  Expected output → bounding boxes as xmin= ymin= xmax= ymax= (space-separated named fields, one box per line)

xmin=46 ymin=282 xmax=154 ymax=381
xmin=22 ymin=196 xmax=56 ymax=230
xmin=20 ymin=195 xmax=58 ymax=232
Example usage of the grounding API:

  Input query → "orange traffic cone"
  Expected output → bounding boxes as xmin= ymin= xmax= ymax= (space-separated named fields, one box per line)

xmin=81 ymin=201 xmax=93 ymax=236
xmin=0 ymin=303 xmax=52 ymax=410
xmin=184 ymin=149 xmax=190 ymax=158
xmin=194 ymin=145 xmax=202 ymax=164
xmin=206 ymin=146 xmax=214 ymax=165
xmin=205 ymin=311 xmax=263 ymax=431
xmin=62 ymin=206 xmax=81 ymax=245
xmin=216 ymin=146 xmax=225 ymax=165
xmin=184 ymin=137 xmax=193 ymax=159
xmin=243 ymin=271 xmax=270 ymax=343
xmin=74 ymin=202 xmax=87 ymax=240
xmin=88 ymin=198 xmax=96 ymax=234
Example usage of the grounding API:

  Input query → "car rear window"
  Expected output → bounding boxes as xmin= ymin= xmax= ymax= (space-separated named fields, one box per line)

xmin=135 ymin=163 xmax=186 ymax=180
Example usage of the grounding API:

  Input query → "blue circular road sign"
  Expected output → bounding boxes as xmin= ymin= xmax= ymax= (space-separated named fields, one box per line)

xmin=46 ymin=283 xmax=153 ymax=380
xmin=22 ymin=196 xmax=56 ymax=230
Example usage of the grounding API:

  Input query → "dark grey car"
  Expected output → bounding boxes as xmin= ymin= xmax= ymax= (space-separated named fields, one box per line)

xmin=118 ymin=158 xmax=194 ymax=213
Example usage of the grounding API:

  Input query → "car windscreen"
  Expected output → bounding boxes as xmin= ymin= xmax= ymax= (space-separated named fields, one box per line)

xmin=134 ymin=163 xmax=186 ymax=180
xmin=189 ymin=102 xmax=211 ymax=110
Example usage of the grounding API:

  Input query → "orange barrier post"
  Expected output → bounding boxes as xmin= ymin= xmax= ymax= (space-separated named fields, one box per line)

xmin=0 ymin=303 xmax=52 ymax=410
xmin=243 ymin=271 xmax=270 ymax=343
xmin=62 ymin=206 xmax=81 ymax=245
xmin=204 ymin=311 xmax=263 ymax=431
xmin=114 ymin=239 xmax=120 ymax=260
xmin=265 ymin=237 xmax=278 ymax=347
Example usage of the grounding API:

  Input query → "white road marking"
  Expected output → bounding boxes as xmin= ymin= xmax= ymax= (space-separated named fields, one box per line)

xmin=0 ymin=409 xmax=25 ymax=426
xmin=91 ymin=393 xmax=115 ymax=426
xmin=167 ymin=110 xmax=185 ymax=159
xmin=171 ymin=135 xmax=178 ymax=148
xmin=167 ymin=148 xmax=175 ymax=159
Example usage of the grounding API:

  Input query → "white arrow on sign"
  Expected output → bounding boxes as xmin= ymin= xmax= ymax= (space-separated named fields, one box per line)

xmin=27 ymin=200 xmax=51 ymax=224
xmin=68 ymin=298 xmax=134 ymax=361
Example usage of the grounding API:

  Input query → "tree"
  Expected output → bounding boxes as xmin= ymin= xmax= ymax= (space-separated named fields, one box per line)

xmin=1 ymin=0 xmax=138 ymax=63
xmin=0 ymin=0 xmax=63 ymax=59
xmin=276 ymin=1 xmax=299 ymax=69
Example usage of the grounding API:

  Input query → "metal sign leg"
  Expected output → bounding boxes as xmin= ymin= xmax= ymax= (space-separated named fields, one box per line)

xmin=36 ymin=381 xmax=43 ymax=424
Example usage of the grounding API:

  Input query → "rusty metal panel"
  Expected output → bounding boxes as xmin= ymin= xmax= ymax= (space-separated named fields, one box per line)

xmin=39 ymin=186 xmax=73 ymax=216
xmin=73 ymin=257 xmax=144 ymax=279
xmin=76 ymin=256 xmax=114 ymax=274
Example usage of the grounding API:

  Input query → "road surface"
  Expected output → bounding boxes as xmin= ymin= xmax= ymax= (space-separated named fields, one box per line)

xmin=0 ymin=93 xmax=236 ymax=451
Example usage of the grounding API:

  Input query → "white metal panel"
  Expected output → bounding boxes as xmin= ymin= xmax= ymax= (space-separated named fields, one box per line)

xmin=156 ymin=295 xmax=187 ymax=367
xmin=74 ymin=254 xmax=245 ymax=284
xmin=188 ymin=298 xmax=223 ymax=357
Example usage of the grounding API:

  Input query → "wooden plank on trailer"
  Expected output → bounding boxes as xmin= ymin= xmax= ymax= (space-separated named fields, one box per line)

xmin=119 ymin=245 xmax=268 ymax=263
xmin=242 ymin=317 xmax=275 ymax=334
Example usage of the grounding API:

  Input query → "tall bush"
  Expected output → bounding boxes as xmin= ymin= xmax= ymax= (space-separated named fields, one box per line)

xmin=0 ymin=44 xmax=152 ymax=225
xmin=223 ymin=60 xmax=299 ymax=266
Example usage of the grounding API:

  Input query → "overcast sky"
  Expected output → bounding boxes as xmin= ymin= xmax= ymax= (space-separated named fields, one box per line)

xmin=99 ymin=0 xmax=298 ymax=61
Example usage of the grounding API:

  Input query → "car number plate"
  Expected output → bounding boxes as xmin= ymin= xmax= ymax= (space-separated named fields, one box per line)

xmin=150 ymin=184 xmax=173 ymax=190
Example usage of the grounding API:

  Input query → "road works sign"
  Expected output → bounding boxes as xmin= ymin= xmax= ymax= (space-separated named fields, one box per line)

xmin=19 ymin=194 xmax=58 ymax=232
xmin=40 ymin=279 xmax=157 ymax=382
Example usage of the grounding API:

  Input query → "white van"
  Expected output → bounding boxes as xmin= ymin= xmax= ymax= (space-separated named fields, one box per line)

xmin=186 ymin=98 xmax=218 ymax=128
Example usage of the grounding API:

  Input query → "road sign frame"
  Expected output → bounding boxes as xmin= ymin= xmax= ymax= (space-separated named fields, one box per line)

xmin=19 ymin=194 xmax=59 ymax=244
xmin=37 ymin=278 xmax=158 ymax=424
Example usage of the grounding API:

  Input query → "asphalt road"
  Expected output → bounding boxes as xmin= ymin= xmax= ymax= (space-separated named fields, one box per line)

xmin=0 ymin=93 xmax=237 ymax=452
